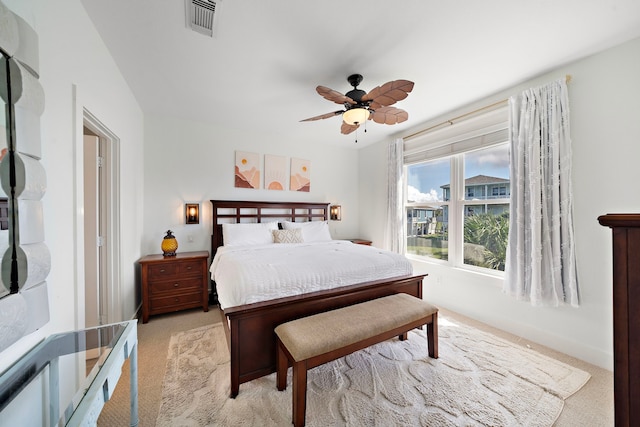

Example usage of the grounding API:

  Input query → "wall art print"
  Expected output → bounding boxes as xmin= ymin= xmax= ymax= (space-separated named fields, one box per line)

xmin=264 ymin=154 xmax=287 ymax=190
xmin=290 ymin=157 xmax=310 ymax=192
xmin=235 ymin=151 xmax=260 ymax=189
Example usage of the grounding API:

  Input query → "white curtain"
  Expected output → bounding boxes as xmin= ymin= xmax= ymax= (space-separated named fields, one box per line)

xmin=504 ymin=78 xmax=579 ymax=307
xmin=384 ymin=138 xmax=406 ymax=254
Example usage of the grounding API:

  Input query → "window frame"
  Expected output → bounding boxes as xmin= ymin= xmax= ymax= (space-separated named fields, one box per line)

xmin=405 ymin=147 xmax=510 ymax=276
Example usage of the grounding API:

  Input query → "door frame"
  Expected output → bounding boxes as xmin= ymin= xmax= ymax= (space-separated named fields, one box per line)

xmin=75 ymin=104 xmax=122 ymax=327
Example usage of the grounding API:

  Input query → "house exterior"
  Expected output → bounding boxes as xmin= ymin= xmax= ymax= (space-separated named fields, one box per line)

xmin=442 ymin=174 xmax=510 ymax=202
xmin=408 ymin=174 xmax=510 ymax=237
xmin=442 ymin=174 xmax=510 ymax=216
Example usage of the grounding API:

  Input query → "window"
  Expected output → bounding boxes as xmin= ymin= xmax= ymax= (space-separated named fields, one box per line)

xmin=403 ymin=104 xmax=509 ymax=273
xmin=406 ymin=158 xmax=450 ymax=261
xmin=491 ymin=186 xmax=507 ymax=197
xmin=406 ymin=143 xmax=510 ymax=271
xmin=405 ymin=142 xmax=510 ymax=271
xmin=461 ymin=145 xmax=510 ymax=271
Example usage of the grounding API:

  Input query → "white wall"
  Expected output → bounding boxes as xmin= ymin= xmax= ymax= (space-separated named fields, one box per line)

xmin=1 ymin=0 xmax=144 ymax=377
xmin=142 ymin=113 xmax=360 ymax=259
xmin=359 ymin=36 xmax=640 ymax=370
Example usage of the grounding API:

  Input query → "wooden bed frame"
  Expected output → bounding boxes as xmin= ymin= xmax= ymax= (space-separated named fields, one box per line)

xmin=210 ymin=200 xmax=426 ymax=397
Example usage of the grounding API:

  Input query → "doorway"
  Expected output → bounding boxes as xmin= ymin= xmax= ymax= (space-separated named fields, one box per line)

xmin=83 ymin=111 xmax=121 ymax=328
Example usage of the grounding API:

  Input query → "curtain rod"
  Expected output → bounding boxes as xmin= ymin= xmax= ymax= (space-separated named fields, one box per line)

xmin=403 ymin=74 xmax=572 ymax=142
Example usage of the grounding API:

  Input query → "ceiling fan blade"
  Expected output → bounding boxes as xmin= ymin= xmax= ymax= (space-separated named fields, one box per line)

xmin=341 ymin=122 xmax=359 ymax=135
xmin=300 ymin=110 xmax=343 ymax=122
xmin=362 ymin=80 xmax=414 ymax=109
xmin=317 ymin=86 xmax=356 ymax=105
xmin=369 ymin=106 xmax=409 ymax=125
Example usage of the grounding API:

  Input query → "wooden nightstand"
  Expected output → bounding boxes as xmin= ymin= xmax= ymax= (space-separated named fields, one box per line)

xmin=139 ymin=250 xmax=209 ymax=323
xmin=346 ymin=238 xmax=372 ymax=246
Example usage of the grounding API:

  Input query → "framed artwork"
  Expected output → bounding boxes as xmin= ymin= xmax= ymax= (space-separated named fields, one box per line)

xmin=264 ymin=154 xmax=287 ymax=190
xmin=235 ymin=151 xmax=260 ymax=189
xmin=290 ymin=157 xmax=310 ymax=192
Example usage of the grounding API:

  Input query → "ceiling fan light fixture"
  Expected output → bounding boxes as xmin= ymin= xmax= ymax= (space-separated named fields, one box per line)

xmin=343 ymin=107 xmax=370 ymax=125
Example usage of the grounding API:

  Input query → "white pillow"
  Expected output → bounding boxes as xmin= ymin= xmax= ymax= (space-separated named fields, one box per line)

xmin=273 ymin=228 xmax=304 ymax=244
xmin=281 ymin=220 xmax=332 ymax=242
xmin=222 ymin=222 xmax=278 ymax=247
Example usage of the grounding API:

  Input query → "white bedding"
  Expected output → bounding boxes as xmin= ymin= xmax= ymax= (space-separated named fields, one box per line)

xmin=210 ymin=240 xmax=413 ymax=309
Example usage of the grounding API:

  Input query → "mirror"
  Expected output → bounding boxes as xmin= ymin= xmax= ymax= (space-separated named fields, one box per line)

xmin=0 ymin=1 xmax=51 ymax=352
xmin=0 ymin=50 xmax=10 ymax=299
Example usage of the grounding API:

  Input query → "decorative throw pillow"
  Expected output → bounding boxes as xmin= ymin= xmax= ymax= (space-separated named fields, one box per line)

xmin=273 ymin=228 xmax=304 ymax=244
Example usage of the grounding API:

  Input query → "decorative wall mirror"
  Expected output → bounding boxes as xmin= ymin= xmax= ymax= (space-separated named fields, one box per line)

xmin=0 ymin=1 xmax=51 ymax=352
xmin=1 ymin=50 xmax=9 ymax=299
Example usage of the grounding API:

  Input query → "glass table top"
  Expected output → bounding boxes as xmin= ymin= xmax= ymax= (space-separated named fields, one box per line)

xmin=0 ymin=321 xmax=133 ymax=426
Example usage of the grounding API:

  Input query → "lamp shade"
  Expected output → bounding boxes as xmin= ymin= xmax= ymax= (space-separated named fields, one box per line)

xmin=185 ymin=203 xmax=199 ymax=224
xmin=330 ymin=205 xmax=341 ymax=221
xmin=342 ymin=108 xmax=370 ymax=125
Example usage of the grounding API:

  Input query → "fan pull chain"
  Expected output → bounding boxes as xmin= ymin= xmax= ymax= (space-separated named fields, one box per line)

xmin=354 ymin=120 xmax=367 ymax=143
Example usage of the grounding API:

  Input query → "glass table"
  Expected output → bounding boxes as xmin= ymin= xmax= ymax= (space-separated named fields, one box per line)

xmin=0 ymin=320 xmax=138 ymax=426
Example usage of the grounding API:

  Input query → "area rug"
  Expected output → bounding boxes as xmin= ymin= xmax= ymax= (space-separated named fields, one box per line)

xmin=155 ymin=317 xmax=590 ymax=427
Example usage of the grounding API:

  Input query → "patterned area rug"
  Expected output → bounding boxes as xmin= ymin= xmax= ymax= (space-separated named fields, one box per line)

xmin=156 ymin=317 xmax=590 ymax=426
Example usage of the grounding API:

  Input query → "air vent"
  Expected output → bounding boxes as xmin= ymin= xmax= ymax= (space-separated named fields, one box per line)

xmin=187 ymin=0 xmax=218 ymax=37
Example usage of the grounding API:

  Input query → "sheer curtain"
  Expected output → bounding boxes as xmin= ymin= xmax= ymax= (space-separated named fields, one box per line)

xmin=384 ymin=138 xmax=406 ymax=253
xmin=504 ymin=78 xmax=579 ymax=307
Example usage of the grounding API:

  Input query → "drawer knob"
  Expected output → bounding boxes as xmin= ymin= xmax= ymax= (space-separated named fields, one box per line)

xmin=186 ymin=266 xmax=192 ymax=270
xmin=159 ymin=269 xmax=165 ymax=273
xmin=173 ymin=283 xmax=179 ymax=287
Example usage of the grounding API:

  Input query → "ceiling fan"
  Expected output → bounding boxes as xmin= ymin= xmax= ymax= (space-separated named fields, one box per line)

xmin=300 ymin=74 xmax=414 ymax=137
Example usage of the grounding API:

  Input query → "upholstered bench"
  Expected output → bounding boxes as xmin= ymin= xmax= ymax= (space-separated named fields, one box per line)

xmin=274 ymin=293 xmax=438 ymax=427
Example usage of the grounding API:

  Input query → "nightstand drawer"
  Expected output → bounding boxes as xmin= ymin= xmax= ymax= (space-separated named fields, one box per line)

xmin=149 ymin=277 xmax=202 ymax=294
xmin=147 ymin=263 xmax=179 ymax=280
xmin=150 ymin=292 xmax=202 ymax=311
xmin=178 ymin=260 xmax=203 ymax=276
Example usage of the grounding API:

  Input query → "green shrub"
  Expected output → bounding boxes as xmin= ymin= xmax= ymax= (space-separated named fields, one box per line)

xmin=463 ymin=212 xmax=509 ymax=271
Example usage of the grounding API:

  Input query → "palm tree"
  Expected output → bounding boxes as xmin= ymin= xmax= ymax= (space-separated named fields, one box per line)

xmin=463 ymin=212 xmax=509 ymax=270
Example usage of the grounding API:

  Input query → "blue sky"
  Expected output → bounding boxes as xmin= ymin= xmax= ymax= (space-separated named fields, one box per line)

xmin=407 ymin=144 xmax=510 ymax=203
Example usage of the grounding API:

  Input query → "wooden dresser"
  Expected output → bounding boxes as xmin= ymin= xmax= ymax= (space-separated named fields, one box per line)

xmin=139 ymin=251 xmax=209 ymax=323
xmin=598 ymin=214 xmax=640 ymax=427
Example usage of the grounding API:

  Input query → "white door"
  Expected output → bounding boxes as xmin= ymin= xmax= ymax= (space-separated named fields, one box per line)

xmin=83 ymin=134 xmax=106 ymax=327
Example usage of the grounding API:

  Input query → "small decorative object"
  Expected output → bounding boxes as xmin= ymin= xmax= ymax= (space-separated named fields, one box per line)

xmin=185 ymin=203 xmax=199 ymax=224
xmin=161 ymin=230 xmax=178 ymax=256
xmin=330 ymin=205 xmax=341 ymax=221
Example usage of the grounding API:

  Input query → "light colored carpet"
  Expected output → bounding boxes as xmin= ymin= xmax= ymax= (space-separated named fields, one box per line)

xmin=155 ymin=316 xmax=591 ymax=426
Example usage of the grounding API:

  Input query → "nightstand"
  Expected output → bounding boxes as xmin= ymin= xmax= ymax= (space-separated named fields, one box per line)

xmin=139 ymin=250 xmax=209 ymax=323
xmin=346 ymin=238 xmax=372 ymax=246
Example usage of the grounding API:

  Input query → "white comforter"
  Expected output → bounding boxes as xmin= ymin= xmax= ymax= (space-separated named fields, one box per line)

xmin=210 ymin=240 xmax=413 ymax=309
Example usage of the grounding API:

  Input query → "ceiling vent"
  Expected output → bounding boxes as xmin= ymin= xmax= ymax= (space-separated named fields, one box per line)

xmin=186 ymin=0 xmax=219 ymax=37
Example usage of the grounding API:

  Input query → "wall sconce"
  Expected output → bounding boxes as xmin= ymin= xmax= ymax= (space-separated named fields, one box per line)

xmin=185 ymin=203 xmax=199 ymax=224
xmin=330 ymin=205 xmax=341 ymax=221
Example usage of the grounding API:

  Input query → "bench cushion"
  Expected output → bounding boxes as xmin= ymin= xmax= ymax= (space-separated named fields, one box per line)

xmin=274 ymin=293 xmax=438 ymax=362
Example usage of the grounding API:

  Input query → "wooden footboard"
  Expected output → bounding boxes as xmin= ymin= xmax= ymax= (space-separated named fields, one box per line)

xmin=223 ymin=274 xmax=426 ymax=397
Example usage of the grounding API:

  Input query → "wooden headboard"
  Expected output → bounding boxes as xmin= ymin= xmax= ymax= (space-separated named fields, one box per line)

xmin=210 ymin=200 xmax=329 ymax=258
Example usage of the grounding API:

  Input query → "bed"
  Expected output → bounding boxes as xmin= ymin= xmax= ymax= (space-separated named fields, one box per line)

xmin=209 ymin=200 xmax=426 ymax=397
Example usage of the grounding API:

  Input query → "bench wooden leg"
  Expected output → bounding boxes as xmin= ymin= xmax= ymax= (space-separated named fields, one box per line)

xmin=292 ymin=360 xmax=308 ymax=427
xmin=427 ymin=313 xmax=438 ymax=359
xmin=276 ymin=339 xmax=288 ymax=391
